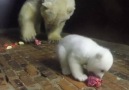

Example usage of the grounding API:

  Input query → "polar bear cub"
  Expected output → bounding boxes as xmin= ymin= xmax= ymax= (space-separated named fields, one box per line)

xmin=18 ymin=0 xmax=75 ymax=42
xmin=57 ymin=34 xmax=113 ymax=81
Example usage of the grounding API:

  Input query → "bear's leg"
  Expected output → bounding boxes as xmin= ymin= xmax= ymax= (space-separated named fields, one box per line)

xmin=47 ymin=22 xmax=65 ymax=42
xmin=57 ymin=45 xmax=71 ymax=75
xmin=21 ymin=21 xmax=36 ymax=42
xmin=68 ymin=56 xmax=88 ymax=81
xmin=19 ymin=2 xmax=37 ymax=42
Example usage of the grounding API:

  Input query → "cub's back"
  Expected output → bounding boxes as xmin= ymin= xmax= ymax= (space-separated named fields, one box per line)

xmin=58 ymin=34 xmax=98 ymax=51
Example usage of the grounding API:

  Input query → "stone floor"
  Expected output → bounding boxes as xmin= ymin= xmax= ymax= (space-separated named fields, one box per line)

xmin=0 ymin=34 xmax=129 ymax=90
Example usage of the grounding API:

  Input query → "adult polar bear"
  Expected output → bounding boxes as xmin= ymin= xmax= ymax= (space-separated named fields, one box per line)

xmin=18 ymin=0 xmax=75 ymax=42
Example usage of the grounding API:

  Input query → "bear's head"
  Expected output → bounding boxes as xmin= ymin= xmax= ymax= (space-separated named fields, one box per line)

xmin=85 ymin=49 xmax=113 ymax=79
xmin=40 ymin=0 xmax=75 ymax=33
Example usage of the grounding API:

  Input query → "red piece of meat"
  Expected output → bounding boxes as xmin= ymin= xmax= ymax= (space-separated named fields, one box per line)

xmin=11 ymin=43 xmax=18 ymax=48
xmin=4 ymin=44 xmax=8 ymax=48
xmin=4 ymin=43 xmax=18 ymax=48
xmin=86 ymin=76 xmax=102 ymax=88
xmin=35 ymin=39 xmax=41 ymax=45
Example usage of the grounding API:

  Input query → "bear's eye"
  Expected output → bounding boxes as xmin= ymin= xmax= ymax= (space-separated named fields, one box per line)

xmin=101 ymin=70 xmax=105 ymax=73
xmin=67 ymin=10 xmax=72 ymax=14
xmin=67 ymin=9 xmax=73 ymax=15
xmin=61 ymin=20 xmax=66 ymax=23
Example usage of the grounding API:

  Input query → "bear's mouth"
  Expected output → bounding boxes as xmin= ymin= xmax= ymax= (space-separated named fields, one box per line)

xmin=88 ymin=72 xmax=100 ymax=78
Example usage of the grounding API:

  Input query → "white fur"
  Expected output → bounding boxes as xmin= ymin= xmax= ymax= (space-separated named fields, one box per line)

xmin=18 ymin=0 xmax=75 ymax=42
xmin=57 ymin=34 xmax=113 ymax=81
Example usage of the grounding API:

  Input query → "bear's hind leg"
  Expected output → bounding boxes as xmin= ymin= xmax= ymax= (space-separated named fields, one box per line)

xmin=57 ymin=45 xmax=71 ymax=75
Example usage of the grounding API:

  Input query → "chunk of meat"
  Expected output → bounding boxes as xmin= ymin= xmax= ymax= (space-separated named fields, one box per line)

xmin=86 ymin=76 xmax=102 ymax=88
xmin=35 ymin=39 xmax=41 ymax=45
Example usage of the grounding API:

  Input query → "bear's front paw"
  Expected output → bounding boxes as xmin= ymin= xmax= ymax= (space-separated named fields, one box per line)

xmin=74 ymin=74 xmax=88 ymax=81
xmin=48 ymin=33 xmax=62 ymax=43
xmin=22 ymin=29 xmax=36 ymax=42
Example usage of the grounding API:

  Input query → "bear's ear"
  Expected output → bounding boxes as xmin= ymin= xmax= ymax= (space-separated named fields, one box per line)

xmin=42 ymin=2 xmax=52 ymax=9
xmin=42 ymin=0 xmax=55 ymax=8
xmin=95 ymin=53 xmax=102 ymax=59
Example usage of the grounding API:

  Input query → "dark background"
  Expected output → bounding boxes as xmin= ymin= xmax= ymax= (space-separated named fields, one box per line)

xmin=0 ymin=0 xmax=129 ymax=45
